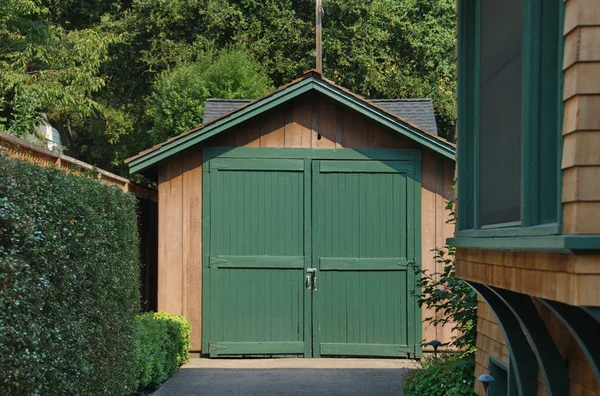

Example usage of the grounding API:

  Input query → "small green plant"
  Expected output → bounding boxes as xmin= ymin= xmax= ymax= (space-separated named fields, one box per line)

xmin=134 ymin=312 xmax=192 ymax=391
xmin=405 ymin=354 xmax=477 ymax=396
xmin=413 ymin=197 xmax=478 ymax=352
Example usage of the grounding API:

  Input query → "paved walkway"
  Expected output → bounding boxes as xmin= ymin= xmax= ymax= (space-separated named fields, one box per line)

xmin=153 ymin=358 xmax=420 ymax=396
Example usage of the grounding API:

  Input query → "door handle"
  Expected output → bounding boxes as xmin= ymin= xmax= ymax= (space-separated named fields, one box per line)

xmin=306 ymin=268 xmax=317 ymax=291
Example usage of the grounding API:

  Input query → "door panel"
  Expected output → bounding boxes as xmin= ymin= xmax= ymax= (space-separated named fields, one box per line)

xmin=207 ymin=158 xmax=308 ymax=356
xmin=204 ymin=153 xmax=420 ymax=358
xmin=312 ymin=160 xmax=416 ymax=357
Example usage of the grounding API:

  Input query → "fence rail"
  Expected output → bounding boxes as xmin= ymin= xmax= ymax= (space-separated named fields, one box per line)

xmin=0 ymin=131 xmax=157 ymax=202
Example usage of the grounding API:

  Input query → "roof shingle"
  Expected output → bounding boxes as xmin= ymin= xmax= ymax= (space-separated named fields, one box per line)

xmin=203 ymin=97 xmax=438 ymax=135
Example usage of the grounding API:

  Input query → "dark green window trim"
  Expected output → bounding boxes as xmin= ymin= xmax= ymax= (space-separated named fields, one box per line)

xmin=488 ymin=355 xmax=509 ymax=396
xmin=456 ymin=0 xmax=565 ymax=240
xmin=448 ymin=234 xmax=600 ymax=252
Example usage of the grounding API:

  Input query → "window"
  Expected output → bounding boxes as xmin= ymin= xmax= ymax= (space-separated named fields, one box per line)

xmin=489 ymin=356 xmax=508 ymax=396
xmin=457 ymin=0 xmax=564 ymax=236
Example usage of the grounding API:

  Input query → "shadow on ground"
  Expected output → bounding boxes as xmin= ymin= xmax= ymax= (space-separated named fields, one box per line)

xmin=153 ymin=367 xmax=417 ymax=396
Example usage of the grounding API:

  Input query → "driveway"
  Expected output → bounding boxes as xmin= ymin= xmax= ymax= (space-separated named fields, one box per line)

xmin=153 ymin=358 xmax=420 ymax=396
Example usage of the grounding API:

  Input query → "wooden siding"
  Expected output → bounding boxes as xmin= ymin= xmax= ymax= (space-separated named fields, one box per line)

xmin=473 ymin=297 xmax=600 ymax=396
xmin=157 ymin=92 xmax=454 ymax=352
xmin=0 ymin=131 xmax=156 ymax=201
xmin=456 ymin=249 xmax=600 ymax=306
xmin=562 ymin=0 xmax=600 ymax=234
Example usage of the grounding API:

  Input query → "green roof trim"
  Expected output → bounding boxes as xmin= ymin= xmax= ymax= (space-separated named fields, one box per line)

xmin=128 ymin=76 xmax=455 ymax=174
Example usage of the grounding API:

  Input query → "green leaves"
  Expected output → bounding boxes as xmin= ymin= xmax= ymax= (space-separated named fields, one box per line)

xmin=412 ymin=198 xmax=478 ymax=352
xmin=0 ymin=1 xmax=118 ymax=136
xmin=405 ymin=354 xmax=477 ymax=396
xmin=134 ymin=312 xmax=191 ymax=390
xmin=0 ymin=154 xmax=140 ymax=395
xmin=147 ymin=49 xmax=273 ymax=144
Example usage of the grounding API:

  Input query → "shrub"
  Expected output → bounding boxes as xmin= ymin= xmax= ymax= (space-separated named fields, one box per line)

xmin=134 ymin=312 xmax=191 ymax=390
xmin=413 ymin=197 xmax=478 ymax=351
xmin=0 ymin=153 xmax=140 ymax=395
xmin=404 ymin=353 xmax=477 ymax=396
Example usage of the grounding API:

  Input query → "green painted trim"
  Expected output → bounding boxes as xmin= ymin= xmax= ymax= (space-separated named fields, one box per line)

xmin=493 ymin=287 xmax=569 ymax=396
xmin=318 ymin=160 xmax=413 ymax=173
xmin=457 ymin=0 xmax=564 ymax=233
xmin=319 ymin=257 xmax=410 ymax=271
xmin=411 ymin=155 xmax=423 ymax=358
xmin=309 ymin=80 xmax=455 ymax=160
xmin=201 ymin=157 xmax=212 ymax=353
xmin=209 ymin=341 xmax=305 ymax=357
xmin=469 ymin=282 xmax=539 ymax=396
xmin=209 ymin=158 xmax=305 ymax=172
xmin=537 ymin=299 xmax=600 ymax=387
xmin=310 ymin=161 xmax=321 ymax=358
xmin=319 ymin=343 xmax=415 ymax=357
xmin=522 ymin=0 xmax=542 ymax=227
xmin=128 ymin=77 xmax=455 ymax=174
xmin=303 ymin=158 xmax=312 ymax=358
xmin=203 ymin=147 xmax=422 ymax=162
xmin=209 ymin=255 xmax=305 ymax=269
xmin=472 ymin=0 xmax=481 ymax=230
xmin=489 ymin=355 xmax=508 ymax=372
xmin=448 ymin=234 xmax=600 ymax=252
xmin=456 ymin=223 xmax=560 ymax=238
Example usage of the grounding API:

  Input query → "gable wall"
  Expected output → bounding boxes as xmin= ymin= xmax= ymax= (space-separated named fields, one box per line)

xmin=157 ymin=92 xmax=455 ymax=351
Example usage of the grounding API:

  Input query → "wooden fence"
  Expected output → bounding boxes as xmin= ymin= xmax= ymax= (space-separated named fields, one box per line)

xmin=0 ymin=131 xmax=157 ymax=202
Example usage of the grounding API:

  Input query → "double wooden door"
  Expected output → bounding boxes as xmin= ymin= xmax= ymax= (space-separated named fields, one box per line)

xmin=203 ymin=150 xmax=421 ymax=358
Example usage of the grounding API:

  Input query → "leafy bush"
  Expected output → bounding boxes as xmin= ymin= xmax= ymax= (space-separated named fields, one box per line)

xmin=413 ymin=198 xmax=478 ymax=351
xmin=404 ymin=354 xmax=477 ymax=396
xmin=134 ymin=312 xmax=191 ymax=390
xmin=0 ymin=153 xmax=140 ymax=395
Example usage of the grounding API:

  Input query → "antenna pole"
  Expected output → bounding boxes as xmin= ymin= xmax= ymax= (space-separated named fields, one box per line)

xmin=316 ymin=0 xmax=323 ymax=74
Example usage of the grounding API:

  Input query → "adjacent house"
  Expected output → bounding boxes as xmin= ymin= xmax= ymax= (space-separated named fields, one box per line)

xmin=127 ymin=71 xmax=456 ymax=357
xmin=450 ymin=0 xmax=600 ymax=395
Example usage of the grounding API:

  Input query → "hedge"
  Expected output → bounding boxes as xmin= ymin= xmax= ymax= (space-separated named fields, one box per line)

xmin=404 ymin=353 xmax=476 ymax=396
xmin=135 ymin=312 xmax=191 ymax=390
xmin=0 ymin=153 xmax=140 ymax=395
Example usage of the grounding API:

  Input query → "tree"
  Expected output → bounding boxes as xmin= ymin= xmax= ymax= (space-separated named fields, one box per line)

xmin=1 ymin=0 xmax=457 ymax=173
xmin=146 ymin=49 xmax=273 ymax=144
xmin=0 ymin=1 xmax=117 ymax=140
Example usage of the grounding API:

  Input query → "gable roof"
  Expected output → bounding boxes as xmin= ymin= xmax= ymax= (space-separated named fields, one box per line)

xmin=204 ymin=98 xmax=439 ymax=135
xmin=127 ymin=70 xmax=455 ymax=174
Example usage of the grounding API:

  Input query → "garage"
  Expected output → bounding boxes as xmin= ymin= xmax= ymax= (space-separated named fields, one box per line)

xmin=126 ymin=70 xmax=456 ymax=358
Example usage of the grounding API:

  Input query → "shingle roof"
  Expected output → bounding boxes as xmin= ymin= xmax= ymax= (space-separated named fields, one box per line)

xmin=127 ymin=70 xmax=455 ymax=174
xmin=204 ymin=98 xmax=438 ymax=135
xmin=369 ymin=99 xmax=438 ymax=135
xmin=203 ymin=99 xmax=253 ymax=124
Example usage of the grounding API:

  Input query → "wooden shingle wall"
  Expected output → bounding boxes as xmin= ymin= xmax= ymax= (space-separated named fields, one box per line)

xmin=562 ymin=0 xmax=600 ymax=234
xmin=473 ymin=297 xmax=600 ymax=396
xmin=456 ymin=249 xmax=600 ymax=306
xmin=157 ymin=92 xmax=456 ymax=351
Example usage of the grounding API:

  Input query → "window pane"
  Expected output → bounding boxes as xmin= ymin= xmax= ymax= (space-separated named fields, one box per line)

xmin=479 ymin=0 xmax=523 ymax=226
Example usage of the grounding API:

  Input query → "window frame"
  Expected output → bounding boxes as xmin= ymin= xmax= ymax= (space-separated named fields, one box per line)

xmin=456 ymin=0 xmax=565 ymax=238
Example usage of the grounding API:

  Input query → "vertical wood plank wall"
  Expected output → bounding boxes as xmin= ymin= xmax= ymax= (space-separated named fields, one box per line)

xmin=562 ymin=0 xmax=600 ymax=234
xmin=157 ymin=92 xmax=455 ymax=351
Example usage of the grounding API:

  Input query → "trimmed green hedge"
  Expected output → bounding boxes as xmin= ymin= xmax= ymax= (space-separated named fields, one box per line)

xmin=135 ymin=312 xmax=191 ymax=390
xmin=0 ymin=153 xmax=140 ymax=395
xmin=404 ymin=354 xmax=477 ymax=396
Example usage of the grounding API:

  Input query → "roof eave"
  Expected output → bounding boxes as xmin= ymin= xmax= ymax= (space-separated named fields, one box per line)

xmin=128 ymin=77 xmax=455 ymax=175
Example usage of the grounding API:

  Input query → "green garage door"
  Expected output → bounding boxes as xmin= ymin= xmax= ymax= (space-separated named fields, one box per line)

xmin=312 ymin=160 xmax=419 ymax=357
xmin=203 ymin=152 xmax=421 ymax=358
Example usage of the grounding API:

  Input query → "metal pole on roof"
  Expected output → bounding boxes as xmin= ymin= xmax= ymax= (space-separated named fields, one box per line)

xmin=316 ymin=0 xmax=323 ymax=74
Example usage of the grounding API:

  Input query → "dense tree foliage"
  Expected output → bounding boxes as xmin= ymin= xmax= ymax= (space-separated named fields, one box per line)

xmin=0 ymin=0 xmax=456 ymax=174
xmin=147 ymin=49 xmax=273 ymax=144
